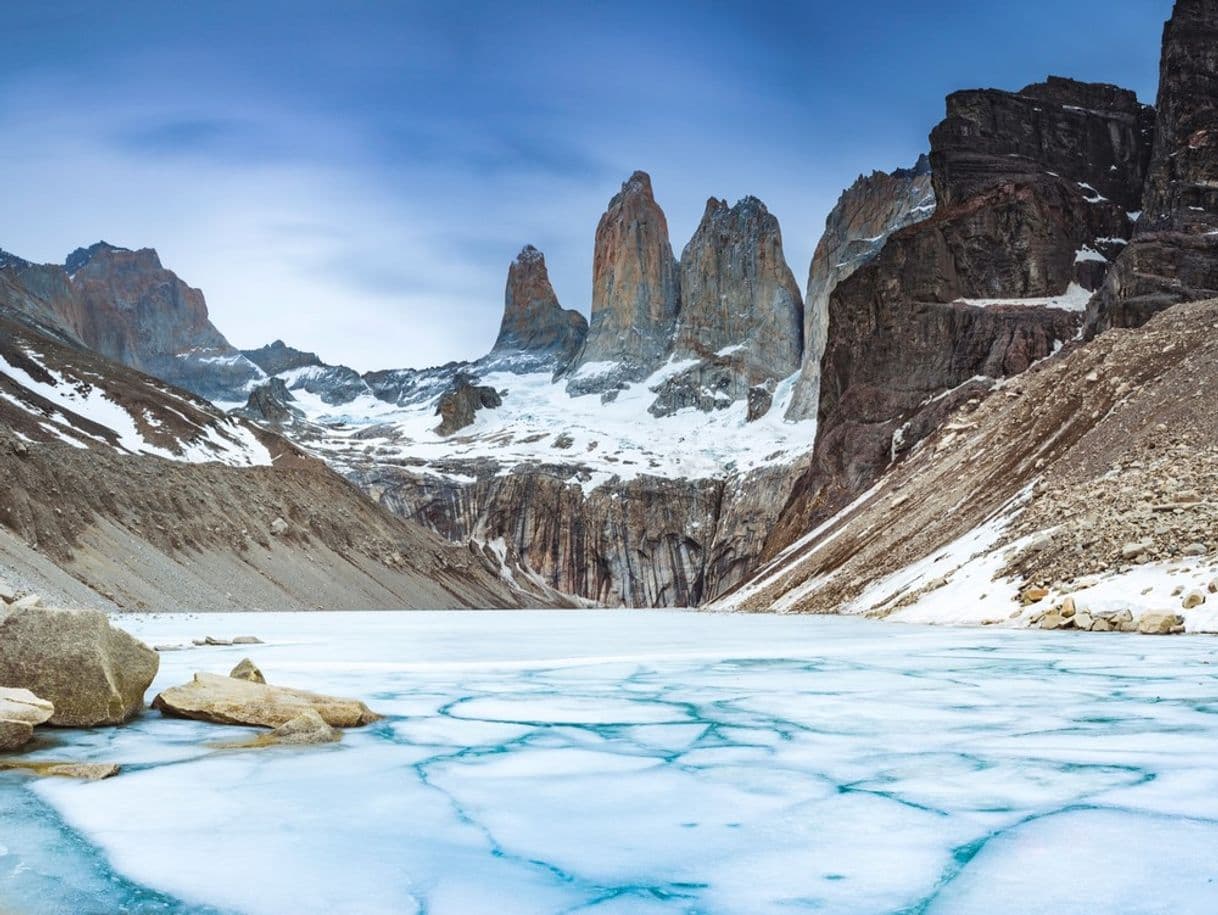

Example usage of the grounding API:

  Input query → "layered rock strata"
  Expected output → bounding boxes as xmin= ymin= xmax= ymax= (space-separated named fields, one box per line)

xmin=1086 ymin=0 xmax=1218 ymax=333
xmin=769 ymin=77 xmax=1155 ymax=551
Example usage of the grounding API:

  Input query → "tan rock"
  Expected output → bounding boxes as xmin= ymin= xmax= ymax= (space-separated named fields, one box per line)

xmin=1137 ymin=612 xmax=1185 ymax=635
xmin=1060 ymin=598 xmax=1077 ymax=618
xmin=1022 ymin=585 xmax=1051 ymax=604
xmin=1209 ymin=579 xmax=1218 ymax=594
xmin=0 ymin=607 xmax=159 ymax=726
xmin=218 ymin=709 xmax=341 ymax=749
xmin=1074 ymin=611 xmax=1094 ymax=631
xmin=1039 ymin=612 xmax=1065 ymax=630
xmin=1183 ymin=590 xmax=1206 ymax=609
xmin=0 ymin=760 xmax=120 ymax=780
xmin=153 ymin=673 xmax=380 ymax=729
xmin=232 ymin=636 xmax=263 ymax=646
xmin=1091 ymin=618 xmax=1113 ymax=632
xmin=229 ymin=658 xmax=266 ymax=684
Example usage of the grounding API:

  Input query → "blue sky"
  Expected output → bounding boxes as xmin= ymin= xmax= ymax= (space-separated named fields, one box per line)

xmin=0 ymin=1 xmax=1170 ymax=370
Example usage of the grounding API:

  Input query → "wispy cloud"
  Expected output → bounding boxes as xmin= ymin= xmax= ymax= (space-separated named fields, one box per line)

xmin=0 ymin=0 xmax=1167 ymax=370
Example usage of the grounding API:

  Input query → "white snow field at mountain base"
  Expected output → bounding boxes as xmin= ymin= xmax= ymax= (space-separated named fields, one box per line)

xmin=5 ymin=610 xmax=1218 ymax=915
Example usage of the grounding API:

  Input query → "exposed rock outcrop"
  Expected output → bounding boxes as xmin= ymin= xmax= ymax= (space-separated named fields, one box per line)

xmin=1086 ymin=0 xmax=1218 ymax=334
xmin=651 ymin=196 xmax=803 ymax=417
xmin=65 ymin=243 xmax=263 ymax=400
xmin=568 ymin=171 xmax=680 ymax=393
xmin=153 ymin=672 xmax=381 ymax=728
xmin=350 ymin=458 xmax=806 ymax=607
xmin=239 ymin=377 xmax=299 ymax=426
xmin=770 ymin=77 xmax=1156 ymax=549
xmin=435 ymin=377 xmax=503 ymax=436
xmin=787 ymin=156 xmax=936 ymax=420
xmin=491 ymin=245 xmax=587 ymax=374
xmin=0 ymin=606 xmax=159 ymax=727
xmin=241 ymin=340 xmax=324 ymax=376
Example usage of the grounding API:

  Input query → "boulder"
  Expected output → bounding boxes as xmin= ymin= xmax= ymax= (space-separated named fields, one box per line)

xmin=219 ymin=709 xmax=342 ymax=749
xmin=0 ymin=607 xmax=159 ymax=726
xmin=232 ymin=636 xmax=263 ymax=646
xmin=1021 ymin=585 xmax=1050 ymax=604
xmin=152 ymin=673 xmax=380 ymax=729
xmin=0 ymin=760 xmax=120 ymax=780
xmin=1074 ymin=611 xmax=1094 ymax=631
xmin=9 ymin=593 xmax=42 ymax=611
xmin=1183 ymin=590 xmax=1206 ymax=609
xmin=1137 ymin=612 xmax=1186 ymax=635
xmin=1120 ymin=541 xmax=1153 ymax=560
xmin=0 ymin=578 xmax=15 ymax=603
xmin=269 ymin=518 xmax=289 ymax=536
xmin=230 ymin=658 xmax=266 ymax=684
xmin=0 ymin=687 xmax=54 ymax=749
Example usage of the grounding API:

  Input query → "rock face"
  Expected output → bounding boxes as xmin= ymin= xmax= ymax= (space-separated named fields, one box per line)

xmin=153 ymin=672 xmax=381 ymax=728
xmin=491 ymin=246 xmax=588 ymax=374
xmin=239 ymin=377 xmax=299 ymax=426
xmin=1086 ymin=0 xmax=1218 ymax=334
xmin=435 ymin=378 xmax=503 ymax=436
xmin=787 ymin=156 xmax=936 ymax=420
xmin=65 ymin=243 xmax=263 ymax=400
xmin=1 ymin=241 xmax=264 ymax=401
xmin=568 ymin=171 xmax=681 ymax=393
xmin=241 ymin=340 xmax=324 ymax=376
xmin=0 ymin=607 xmax=159 ymax=726
xmin=354 ymin=458 xmax=805 ymax=607
xmin=651 ymin=197 xmax=803 ymax=418
xmin=771 ymin=77 xmax=1154 ymax=545
xmin=0 ymin=687 xmax=54 ymax=751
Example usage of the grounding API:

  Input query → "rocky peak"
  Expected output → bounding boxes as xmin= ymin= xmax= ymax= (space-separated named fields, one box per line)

xmin=930 ymin=77 xmax=1154 ymax=210
xmin=242 ymin=340 xmax=325 ymax=376
xmin=786 ymin=155 xmax=937 ymax=420
xmin=1085 ymin=0 xmax=1218 ymax=334
xmin=1140 ymin=0 xmax=1218 ymax=233
xmin=64 ymin=241 xmax=138 ymax=276
xmin=492 ymin=245 xmax=587 ymax=374
xmin=567 ymin=170 xmax=680 ymax=394
xmin=435 ymin=375 xmax=503 ymax=436
xmin=672 ymin=194 xmax=803 ymax=380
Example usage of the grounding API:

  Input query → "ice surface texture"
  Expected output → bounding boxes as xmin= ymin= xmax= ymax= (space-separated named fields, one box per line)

xmin=4 ymin=610 xmax=1218 ymax=914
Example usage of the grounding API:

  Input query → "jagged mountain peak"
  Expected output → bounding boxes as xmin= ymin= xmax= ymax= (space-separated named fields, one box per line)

xmin=64 ymin=241 xmax=140 ymax=275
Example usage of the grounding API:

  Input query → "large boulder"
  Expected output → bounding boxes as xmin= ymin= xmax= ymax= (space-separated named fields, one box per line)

xmin=0 ymin=687 xmax=54 ymax=751
xmin=152 ymin=672 xmax=380 ymax=728
xmin=0 ymin=607 xmax=159 ymax=726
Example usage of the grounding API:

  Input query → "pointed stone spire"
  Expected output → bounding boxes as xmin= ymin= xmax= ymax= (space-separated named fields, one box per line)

xmin=491 ymin=245 xmax=587 ymax=373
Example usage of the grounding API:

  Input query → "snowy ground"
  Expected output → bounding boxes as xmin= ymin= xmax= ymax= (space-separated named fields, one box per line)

xmin=5 ymin=611 xmax=1218 ymax=914
xmin=251 ymin=362 xmax=817 ymax=491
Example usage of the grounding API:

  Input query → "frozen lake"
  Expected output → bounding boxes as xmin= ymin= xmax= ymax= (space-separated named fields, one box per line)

xmin=4 ymin=610 xmax=1218 ymax=914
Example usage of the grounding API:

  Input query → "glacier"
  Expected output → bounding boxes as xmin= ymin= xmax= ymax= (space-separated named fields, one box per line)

xmin=3 ymin=610 xmax=1218 ymax=914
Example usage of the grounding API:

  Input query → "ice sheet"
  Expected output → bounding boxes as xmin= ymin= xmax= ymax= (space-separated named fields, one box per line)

xmin=3 ymin=610 xmax=1218 ymax=914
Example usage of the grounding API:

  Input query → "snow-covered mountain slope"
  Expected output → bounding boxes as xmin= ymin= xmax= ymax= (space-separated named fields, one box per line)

xmin=715 ymin=298 xmax=1218 ymax=632
xmin=222 ymin=348 xmax=815 ymax=608
xmin=0 ymin=313 xmax=555 ymax=612
xmin=1 ymin=319 xmax=271 ymax=467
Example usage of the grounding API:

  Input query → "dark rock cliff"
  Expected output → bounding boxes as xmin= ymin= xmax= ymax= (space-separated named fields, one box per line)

xmin=1086 ymin=0 xmax=1218 ymax=334
xmin=491 ymin=245 xmax=588 ymax=374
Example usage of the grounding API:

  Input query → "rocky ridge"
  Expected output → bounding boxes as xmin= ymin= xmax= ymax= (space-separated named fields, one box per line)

xmin=787 ymin=155 xmax=936 ymax=420
xmin=717 ymin=298 xmax=1218 ymax=632
xmin=0 ymin=312 xmax=557 ymax=611
xmin=768 ymin=75 xmax=1159 ymax=554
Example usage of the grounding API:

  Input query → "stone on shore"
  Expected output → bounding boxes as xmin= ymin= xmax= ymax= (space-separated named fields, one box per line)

xmin=153 ymin=673 xmax=380 ymax=729
xmin=219 ymin=709 xmax=342 ymax=749
xmin=0 ymin=607 xmax=159 ymax=726
xmin=0 ymin=760 xmax=121 ymax=780
xmin=230 ymin=658 xmax=266 ymax=684
xmin=0 ymin=687 xmax=55 ymax=751
xmin=1137 ymin=612 xmax=1186 ymax=635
